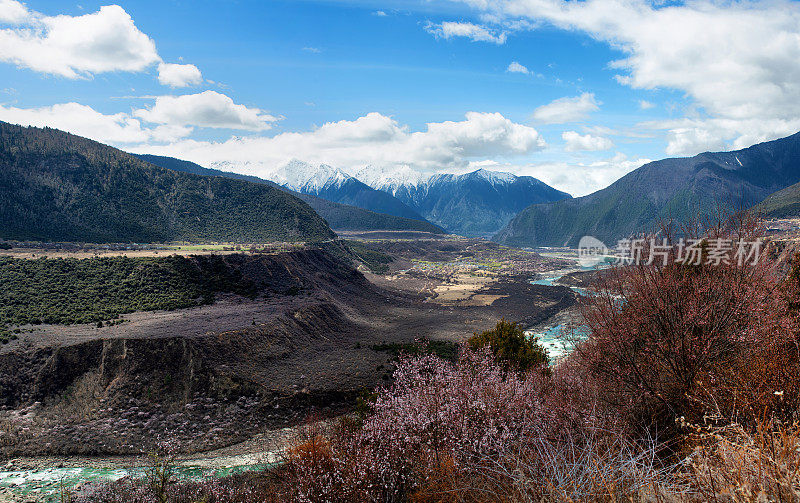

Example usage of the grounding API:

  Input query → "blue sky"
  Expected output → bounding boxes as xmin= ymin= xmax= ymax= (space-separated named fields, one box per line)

xmin=2 ymin=0 xmax=800 ymax=195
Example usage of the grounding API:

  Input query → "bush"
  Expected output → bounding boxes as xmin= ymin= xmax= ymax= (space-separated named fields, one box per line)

xmin=577 ymin=216 xmax=800 ymax=436
xmin=279 ymin=347 xmax=677 ymax=502
xmin=467 ymin=318 xmax=549 ymax=372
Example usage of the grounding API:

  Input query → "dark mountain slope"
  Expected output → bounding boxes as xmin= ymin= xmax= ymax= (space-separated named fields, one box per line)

xmin=0 ymin=122 xmax=334 ymax=243
xmin=495 ymin=132 xmax=800 ymax=247
xmin=387 ymin=169 xmax=570 ymax=237
xmin=136 ymin=154 xmax=445 ymax=234
xmin=314 ymin=178 xmax=429 ymax=222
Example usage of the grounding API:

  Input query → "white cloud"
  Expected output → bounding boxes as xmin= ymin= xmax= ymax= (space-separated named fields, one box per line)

xmin=464 ymin=152 xmax=649 ymax=196
xmin=640 ymin=116 xmax=800 ymax=156
xmin=134 ymin=91 xmax=280 ymax=131
xmin=0 ymin=3 xmax=208 ymax=90
xmin=0 ymin=0 xmax=28 ymax=24
xmin=507 ymin=61 xmax=529 ymax=74
xmin=128 ymin=111 xmax=546 ymax=176
xmin=638 ymin=100 xmax=655 ymax=110
xmin=157 ymin=62 xmax=202 ymax=88
xmin=0 ymin=4 xmax=159 ymax=78
xmin=664 ymin=127 xmax=727 ymax=157
xmin=425 ymin=21 xmax=507 ymax=44
xmin=302 ymin=47 xmax=321 ymax=53
xmin=0 ymin=102 xmax=191 ymax=144
xmin=562 ymin=130 xmax=613 ymax=151
xmin=532 ymin=93 xmax=600 ymax=124
xmin=454 ymin=0 xmax=800 ymax=155
xmin=373 ymin=10 xmax=388 ymax=17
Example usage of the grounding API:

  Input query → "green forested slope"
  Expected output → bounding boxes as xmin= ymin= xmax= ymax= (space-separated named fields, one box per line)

xmin=0 ymin=122 xmax=335 ymax=243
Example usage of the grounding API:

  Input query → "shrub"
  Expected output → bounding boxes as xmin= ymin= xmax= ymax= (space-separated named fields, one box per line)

xmin=280 ymin=347 xmax=679 ymax=502
xmin=467 ymin=318 xmax=549 ymax=372
xmin=577 ymin=216 xmax=800 ymax=436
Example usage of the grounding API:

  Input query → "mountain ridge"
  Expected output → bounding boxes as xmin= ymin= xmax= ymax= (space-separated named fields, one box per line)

xmin=0 ymin=122 xmax=335 ymax=243
xmin=495 ymin=131 xmax=800 ymax=247
xmin=217 ymin=159 xmax=429 ymax=222
xmin=363 ymin=168 xmax=571 ymax=237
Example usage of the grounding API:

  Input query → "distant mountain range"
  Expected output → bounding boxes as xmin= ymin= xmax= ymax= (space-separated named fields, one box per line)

xmin=362 ymin=168 xmax=571 ymax=237
xmin=495 ymin=132 xmax=800 ymax=247
xmin=238 ymin=161 xmax=570 ymax=237
xmin=9 ymin=120 xmax=800 ymax=249
xmin=0 ymin=122 xmax=335 ymax=243
xmin=214 ymin=159 xmax=428 ymax=223
xmin=137 ymin=155 xmax=445 ymax=234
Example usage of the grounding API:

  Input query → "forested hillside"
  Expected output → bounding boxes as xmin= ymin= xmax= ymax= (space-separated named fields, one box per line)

xmin=0 ymin=122 xmax=335 ymax=243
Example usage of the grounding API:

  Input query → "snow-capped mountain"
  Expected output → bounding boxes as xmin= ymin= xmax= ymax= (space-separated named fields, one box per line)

xmin=360 ymin=167 xmax=571 ymax=238
xmin=354 ymin=165 xmax=426 ymax=194
xmin=271 ymin=160 xmax=352 ymax=193
xmin=254 ymin=159 xmax=428 ymax=222
xmin=211 ymin=158 xmax=570 ymax=237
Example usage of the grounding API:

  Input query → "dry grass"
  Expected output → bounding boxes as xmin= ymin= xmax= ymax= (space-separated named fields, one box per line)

xmin=686 ymin=421 xmax=800 ymax=502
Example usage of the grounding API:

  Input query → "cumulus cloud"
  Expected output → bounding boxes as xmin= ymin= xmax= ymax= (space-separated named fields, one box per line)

xmin=0 ymin=3 xmax=208 ymax=90
xmin=664 ymin=127 xmax=727 ymax=157
xmin=638 ymin=116 xmax=800 ymax=156
xmin=453 ymin=0 xmax=800 ymax=155
xmin=134 ymin=91 xmax=280 ymax=131
xmin=128 ymin=111 xmax=546 ymax=177
xmin=0 ymin=102 xmax=191 ymax=144
xmin=532 ymin=93 xmax=600 ymax=124
xmin=425 ymin=21 xmax=507 ymax=44
xmin=0 ymin=0 xmax=28 ymax=24
xmin=0 ymin=4 xmax=159 ymax=78
xmin=157 ymin=62 xmax=202 ymax=88
xmin=523 ymin=153 xmax=649 ymax=196
xmin=562 ymin=131 xmax=613 ymax=152
xmin=507 ymin=61 xmax=529 ymax=74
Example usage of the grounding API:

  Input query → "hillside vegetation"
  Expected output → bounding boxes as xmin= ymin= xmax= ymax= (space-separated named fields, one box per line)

xmin=755 ymin=179 xmax=800 ymax=217
xmin=0 ymin=122 xmax=335 ymax=243
xmin=496 ymin=132 xmax=800 ymax=247
xmin=0 ymin=255 xmax=259 ymax=330
xmin=136 ymin=154 xmax=445 ymax=234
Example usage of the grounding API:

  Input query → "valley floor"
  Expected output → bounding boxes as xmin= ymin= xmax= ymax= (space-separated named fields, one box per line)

xmin=0 ymin=238 xmax=580 ymax=501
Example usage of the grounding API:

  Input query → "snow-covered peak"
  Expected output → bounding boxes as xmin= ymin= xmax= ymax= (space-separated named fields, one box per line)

xmin=355 ymin=165 xmax=427 ymax=193
xmin=470 ymin=168 xmax=517 ymax=184
xmin=427 ymin=168 xmax=519 ymax=186
xmin=270 ymin=159 xmax=353 ymax=193
xmin=354 ymin=165 xmax=521 ymax=194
